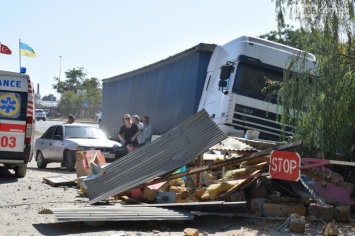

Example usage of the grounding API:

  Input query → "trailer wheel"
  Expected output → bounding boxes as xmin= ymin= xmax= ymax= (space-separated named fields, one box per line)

xmin=64 ymin=150 xmax=75 ymax=171
xmin=15 ymin=164 xmax=27 ymax=178
xmin=37 ymin=151 xmax=47 ymax=169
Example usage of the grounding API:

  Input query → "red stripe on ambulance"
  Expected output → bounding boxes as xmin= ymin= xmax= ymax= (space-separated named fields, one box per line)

xmin=0 ymin=123 xmax=26 ymax=132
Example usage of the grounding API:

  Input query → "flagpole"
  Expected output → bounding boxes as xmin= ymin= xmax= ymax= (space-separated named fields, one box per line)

xmin=19 ymin=39 xmax=21 ymax=71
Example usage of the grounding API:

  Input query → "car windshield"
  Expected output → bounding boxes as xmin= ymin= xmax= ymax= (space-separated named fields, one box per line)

xmin=65 ymin=126 xmax=108 ymax=139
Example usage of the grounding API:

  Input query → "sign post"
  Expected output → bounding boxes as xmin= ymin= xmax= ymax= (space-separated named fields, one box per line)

xmin=269 ymin=150 xmax=301 ymax=182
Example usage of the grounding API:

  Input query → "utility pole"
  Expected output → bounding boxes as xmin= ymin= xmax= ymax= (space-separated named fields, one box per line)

xmin=59 ymin=56 xmax=62 ymax=82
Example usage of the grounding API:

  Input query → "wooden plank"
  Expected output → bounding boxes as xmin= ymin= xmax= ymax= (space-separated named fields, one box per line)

xmin=43 ymin=175 xmax=76 ymax=187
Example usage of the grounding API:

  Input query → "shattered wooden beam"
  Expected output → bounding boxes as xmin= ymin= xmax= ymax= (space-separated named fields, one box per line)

xmin=142 ymin=140 xmax=302 ymax=187
xmin=212 ymin=169 xmax=262 ymax=201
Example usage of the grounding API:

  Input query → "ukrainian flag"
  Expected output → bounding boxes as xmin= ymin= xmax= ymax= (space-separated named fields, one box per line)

xmin=20 ymin=42 xmax=37 ymax=57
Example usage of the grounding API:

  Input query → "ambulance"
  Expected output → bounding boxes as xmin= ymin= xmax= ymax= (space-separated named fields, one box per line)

xmin=0 ymin=70 xmax=35 ymax=177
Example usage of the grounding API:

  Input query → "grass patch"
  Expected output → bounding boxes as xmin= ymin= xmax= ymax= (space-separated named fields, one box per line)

xmin=35 ymin=131 xmax=43 ymax=136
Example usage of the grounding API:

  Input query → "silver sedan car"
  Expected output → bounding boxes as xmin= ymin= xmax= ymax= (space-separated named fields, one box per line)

xmin=34 ymin=124 xmax=123 ymax=170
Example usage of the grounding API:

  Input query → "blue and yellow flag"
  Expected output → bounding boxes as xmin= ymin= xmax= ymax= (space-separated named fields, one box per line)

xmin=20 ymin=42 xmax=37 ymax=57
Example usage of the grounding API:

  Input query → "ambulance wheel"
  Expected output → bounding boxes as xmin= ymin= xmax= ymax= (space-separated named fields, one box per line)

xmin=37 ymin=151 xmax=47 ymax=169
xmin=15 ymin=164 xmax=27 ymax=178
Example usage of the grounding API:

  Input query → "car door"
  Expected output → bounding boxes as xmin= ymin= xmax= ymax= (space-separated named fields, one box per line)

xmin=37 ymin=126 xmax=56 ymax=160
xmin=50 ymin=126 xmax=65 ymax=161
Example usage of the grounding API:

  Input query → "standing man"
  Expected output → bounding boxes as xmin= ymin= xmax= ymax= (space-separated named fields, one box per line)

xmin=143 ymin=116 xmax=152 ymax=143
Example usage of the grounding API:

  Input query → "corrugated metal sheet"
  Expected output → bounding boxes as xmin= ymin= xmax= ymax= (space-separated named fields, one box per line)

xmin=49 ymin=202 xmax=246 ymax=222
xmin=86 ymin=109 xmax=227 ymax=204
xmin=211 ymin=137 xmax=257 ymax=153
xmin=126 ymin=201 xmax=248 ymax=213
xmin=50 ymin=206 xmax=194 ymax=222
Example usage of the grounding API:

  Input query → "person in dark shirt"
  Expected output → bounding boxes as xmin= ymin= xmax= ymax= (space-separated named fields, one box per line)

xmin=118 ymin=114 xmax=139 ymax=150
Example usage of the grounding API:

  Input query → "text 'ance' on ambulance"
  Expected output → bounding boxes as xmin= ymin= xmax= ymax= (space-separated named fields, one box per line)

xmin=0 ymin=70 xmax=35 ymax=177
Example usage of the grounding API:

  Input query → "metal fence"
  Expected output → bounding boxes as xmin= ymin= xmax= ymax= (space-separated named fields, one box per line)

xmin=36 ymin=106 xmax=100 ymax=120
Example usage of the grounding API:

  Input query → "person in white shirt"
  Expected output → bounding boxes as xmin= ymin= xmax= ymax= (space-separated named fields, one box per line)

xmin=132 ymin=115 xmax=145 ymax=147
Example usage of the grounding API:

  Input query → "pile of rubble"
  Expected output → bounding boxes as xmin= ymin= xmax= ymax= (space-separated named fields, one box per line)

xmin=42 ymin=110 xmax=355 ymax=235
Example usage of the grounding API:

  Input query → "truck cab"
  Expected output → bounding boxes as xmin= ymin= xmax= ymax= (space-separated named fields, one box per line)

xmin=198 ymin=36 xmax=316 ymax=140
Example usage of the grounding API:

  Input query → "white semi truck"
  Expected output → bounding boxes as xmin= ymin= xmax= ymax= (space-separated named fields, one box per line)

xmin=101 ymin=36 xmax=316 ymax=141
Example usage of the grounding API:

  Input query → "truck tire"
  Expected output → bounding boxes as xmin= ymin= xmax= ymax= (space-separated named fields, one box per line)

xmin=64 ymin=150 xmax=75 ymax=171
xmin=37 ymin=151 xmax=47 ymax=169
xmin=15 ymin=164 xmax=27 ymax=178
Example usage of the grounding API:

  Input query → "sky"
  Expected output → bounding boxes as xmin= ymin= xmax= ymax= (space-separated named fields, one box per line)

xmin=0 ymin=0 xmax=284 ymax=98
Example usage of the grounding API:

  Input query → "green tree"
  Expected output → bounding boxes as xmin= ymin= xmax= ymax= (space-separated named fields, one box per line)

xmin=52 ymin=67 xmax=86 ymax=93
xmin=53 ymin=67 xmax=102 ymax=118
xmin=259 ymin=24 xmax=320 ymax=53
xmin=271 ymin=0 xmax=355 ymax=163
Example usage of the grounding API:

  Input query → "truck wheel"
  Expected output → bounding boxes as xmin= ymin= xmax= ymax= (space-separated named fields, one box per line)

xmin=15 ymin=164 xmax=27 ymax=178
xmin=37 ymin=151 xmax=47 ymax=169
xmin=64 ymin=150 xmax=75 ymax=171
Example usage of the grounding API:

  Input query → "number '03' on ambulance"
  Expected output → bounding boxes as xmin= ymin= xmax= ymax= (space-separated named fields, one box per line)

xmin=0 ymin=70 xmax=35 ymax=177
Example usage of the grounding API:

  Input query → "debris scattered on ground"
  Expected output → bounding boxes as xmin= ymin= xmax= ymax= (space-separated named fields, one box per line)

xmin=40 ymin=112 xmax=355 ymax=234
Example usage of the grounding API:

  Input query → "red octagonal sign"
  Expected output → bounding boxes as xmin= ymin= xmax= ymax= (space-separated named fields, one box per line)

xmin=269 ymin=150 xmax=301 ymax=182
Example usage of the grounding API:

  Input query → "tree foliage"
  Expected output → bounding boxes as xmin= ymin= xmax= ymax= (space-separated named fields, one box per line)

xmin=259 ymin=24 xmax=319 ymax=53
xmin=52 ymin=67 xmax=102 ymax=118
xmin=271 ymin=0 xmax=355 ymax=161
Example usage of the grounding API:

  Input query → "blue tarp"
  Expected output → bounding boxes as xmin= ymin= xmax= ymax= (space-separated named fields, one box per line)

xmin=101 ymin=43 xmax=215 ymax=138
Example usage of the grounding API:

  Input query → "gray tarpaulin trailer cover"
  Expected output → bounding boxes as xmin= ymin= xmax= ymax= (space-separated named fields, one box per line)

xmin=101 ymin=43 xmax=216 ymax=138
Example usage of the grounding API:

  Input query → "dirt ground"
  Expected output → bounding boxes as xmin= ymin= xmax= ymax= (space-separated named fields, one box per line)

xmin=1 ymin=160 xmax=355 ymax=236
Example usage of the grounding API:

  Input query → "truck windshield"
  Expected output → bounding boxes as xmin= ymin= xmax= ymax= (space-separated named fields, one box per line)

xmin=0 ymin=91 xmax=28 ymax=121
xmin=232 ymin=62 xmax=283 ymax=104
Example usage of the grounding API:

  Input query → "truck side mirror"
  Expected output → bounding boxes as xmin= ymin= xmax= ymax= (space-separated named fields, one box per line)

xmin=219 ymin=65 xmax=234 ymax=95
xmin=220 ymin=65 xmax=234 ymax=80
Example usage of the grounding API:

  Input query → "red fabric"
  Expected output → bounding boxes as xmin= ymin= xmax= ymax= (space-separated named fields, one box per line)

xmin=0 ymin=44 xmax=12 ymax=55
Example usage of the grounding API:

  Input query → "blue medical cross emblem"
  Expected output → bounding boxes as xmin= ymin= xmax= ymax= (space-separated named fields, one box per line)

xmin=0 ymin=96 xmax=17 ymax=114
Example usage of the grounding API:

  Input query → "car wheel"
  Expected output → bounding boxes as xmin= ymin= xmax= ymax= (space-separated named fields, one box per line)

xmin=37 ymin=151 xmax=47 ymax=169
xmin=64 ymin=150 xmax=75 ymax=171
xmin=43 ymin=118 xmax=46 ymax=121
xmin=36 ymin=118 xmax=40 ymax=121
xmin=15 ymin=164 xmax=27 ymax=178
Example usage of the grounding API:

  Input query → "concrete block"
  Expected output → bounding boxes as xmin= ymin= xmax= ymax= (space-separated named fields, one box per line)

xmin=334 ymin=205 xmax=351 ymax=222
xmin=289 ymin=217 xmax=305 ymax=233
xmin=263 ymin=202 xmax=306 ymax=217
xmin=308 ymin=203 xmax=334 ymax=222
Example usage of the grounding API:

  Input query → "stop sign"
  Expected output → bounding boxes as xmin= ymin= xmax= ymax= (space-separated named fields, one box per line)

xmin=269 ymin=150 xmax=301 ymax=182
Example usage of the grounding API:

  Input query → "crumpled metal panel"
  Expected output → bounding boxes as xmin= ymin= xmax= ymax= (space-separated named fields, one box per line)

xmin=235 ymin=137 xmax=285 ymax=151
xmin=86 ymin=109 xmax=227 ymax=204
xmin=211 ymin=136 xmax=258 ymax=152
